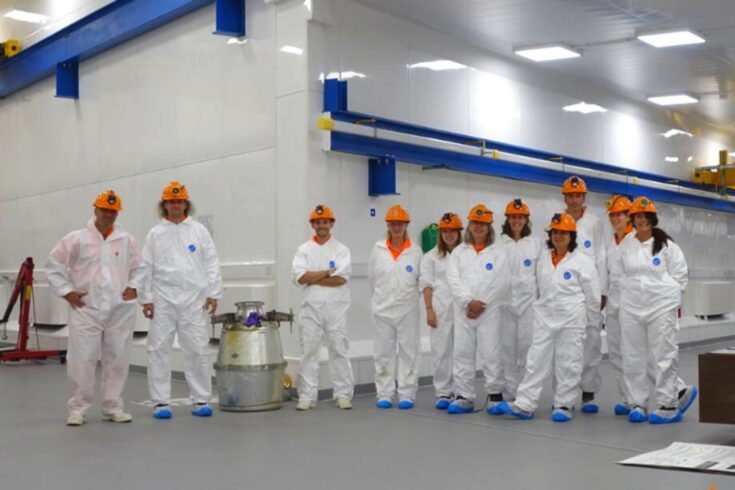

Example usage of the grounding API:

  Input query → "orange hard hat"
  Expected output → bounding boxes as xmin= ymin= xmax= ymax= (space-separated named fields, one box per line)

xmin=505 ymin=198 xmax=530 ymax=216
xmin=548 ymin=212 xmax=577 ymax=232
xmin=309 ymin=204 xmax=335 ymax=222
xmin=161 ymin=181 xmax=190 ymax=201
xmin=606 ymin=195 xmax=632 ymax=214
xmin=94 ymin=190 xmax=122 ymax=212
xmin=561 ymin=175 xmax=588 ymax=194
xmin=467 ymin=204 xmax=493 ymax=224
xmin=628 ymin=196 xmax=657 ymax=215
xmin=385 ymin=205 xmax=410 ymax=222
xmin=438 ymin=212 xmax=463 ymax=230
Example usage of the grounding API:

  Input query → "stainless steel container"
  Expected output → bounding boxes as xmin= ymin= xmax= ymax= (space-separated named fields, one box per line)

xmin=213 ymin=301 xmax=290 ymax=412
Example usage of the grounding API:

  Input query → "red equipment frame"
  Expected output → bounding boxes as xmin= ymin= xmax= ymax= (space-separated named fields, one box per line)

xmin=0 ymin=257 xmax=66 ymax=362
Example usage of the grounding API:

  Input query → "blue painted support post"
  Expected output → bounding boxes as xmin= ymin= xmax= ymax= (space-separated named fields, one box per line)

xmin=369 ymin=157 xmax=398 ymax=196
xmin=323 ymin=79 xmax=348 ymax=112
xmin=214 ymin=0 xmax=246 ymax=36
xmin=55 ymin=60 xmax=79 ymax=99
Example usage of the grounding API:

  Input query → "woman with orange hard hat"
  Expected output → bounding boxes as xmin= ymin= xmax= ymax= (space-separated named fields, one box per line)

xmin=618 ymin=197 xmax=696 ymax=425
xmin=367 ymin=205 xmax=423 ymax=410
xmin=445 ymin=204 xmax=510 ymax=414
xmin=499 ymin=212 xmax=601 ymax=422
xmin=419 ymin=212 xmax=463 ymax=410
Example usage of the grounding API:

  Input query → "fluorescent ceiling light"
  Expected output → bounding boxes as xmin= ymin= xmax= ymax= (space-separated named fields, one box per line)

xmin=514 ymin=44 xmax=581 ymax=62
xmin=661 ymin=129 xmax=693 ymax=138
xmin=319 ymin=71 xmax=366 ymax=82
xmin=408 ymin=60 xmax=466 ymax=71
xmin=280 ymin=45 xmax=303 ymax=55
xmin=227 ymin=38 xmax=248 ymax=45
xmin=665 ymin=156 xmax=680 ymax=163
xmin=563 ymin=102 xmax=607 ymax=114
xmin=3 ymin=9 xmax=49 ymax=24
xmin=647 ymin=94 xmax=699 ymax=106
xmin=637 ymin=29 xmax=705 ymax=48
xmin=687 ymin=156 xmax=694 ymax=163
xmin=303 ymin=0 xmax=312 ymax=12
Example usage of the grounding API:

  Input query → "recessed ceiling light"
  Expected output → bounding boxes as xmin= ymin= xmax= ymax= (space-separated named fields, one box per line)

xmin=319 ymin=71 xmax=366 ymax=82
xmin=563 ymin=102 xmax=607 ymax=114
xmin=514 ymin=44 xmax=581 ymax=62
xmin=662 ymin=129 xmax=693 ymax=138
xmin=665 ymin=156 xmax=680 ymax=163
xmin=3 ymin=9 xmax=49 ymax=24
xmin=637 ymin=29 xmax=705 ymax=48
xmin=280 ymin=45 xmax=303 ymax=55
xmin=647 ymin=94 xmax=699 ymax=106
xmin=408 ymin=60 xmax=467 ymax=71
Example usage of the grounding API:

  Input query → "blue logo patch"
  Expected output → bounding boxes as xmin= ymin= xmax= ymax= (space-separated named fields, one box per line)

xmin=652 ymin=257 xmax=661 ymax=266
xmin=329 ymin=260 xmax=336 ymax=269
xmin=188 ymin=244 xmax=197 ymax=253
xmin=406 ymin=265 xmax=414 ymax=273
xmin=563 ymin=271 xmax=572 ymax=280
xmin=485 ymin=263 xmax=494 ymax=271
xmin=584 ymin=240 xmax=592 ymax=249
xmin=523 ymin=259 xmax=532 ymax=267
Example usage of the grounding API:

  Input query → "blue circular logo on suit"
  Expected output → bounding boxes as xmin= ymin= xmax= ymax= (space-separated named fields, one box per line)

xmin=329 ymin=260 xmax=336 ymax=269
xmin=584 ymin=240 xmax=592 ymax=249
xmin=523 ymin=259 xmax=532 ymax=267
xmin=406 ymin=265 xmax=413 ymax=273
xmin=485 ymin=262 xmax=494 ymax=271
xmin=188 ymin=244 xmax=197 ymax=253
xmin=652 ymin=257 xmax=661 ymax=266
xmin=563 ymin=271 xmax=572 ymax=280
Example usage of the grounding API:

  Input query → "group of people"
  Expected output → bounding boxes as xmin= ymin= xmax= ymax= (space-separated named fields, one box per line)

xmin=294 ymin=175 xmax=696 ymax=426
xmin=46 ymin=175 xmax=697 ymax=427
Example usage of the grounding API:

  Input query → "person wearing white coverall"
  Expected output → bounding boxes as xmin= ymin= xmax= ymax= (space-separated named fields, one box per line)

xmin=619 ymin=197 xmax=697 ymax=424
xmin=368 ymin=204 xmax=423 ymax=410
xmin=499 ymin=212 xmax=601 ymax=422
xmin=446 ymin=204 xmax=510 ymax=415
xmin=499 ymin=199 xmax=541 ymax=401
xmin=292 ymin=204 xmax=354 ymax=411
xmin=47 ymin=190 xmax=143 ymax=426
xmin=562 ymin=176 xmax=607 ymax=413
xmin=139 ymin=181 xmax=222 ymax=419
xmin=419 ymin=212 xmax=464 ymax=410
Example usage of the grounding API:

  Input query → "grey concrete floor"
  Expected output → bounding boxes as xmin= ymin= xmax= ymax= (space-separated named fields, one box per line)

xmin=1 ymin=342 xmax=734 ymax=490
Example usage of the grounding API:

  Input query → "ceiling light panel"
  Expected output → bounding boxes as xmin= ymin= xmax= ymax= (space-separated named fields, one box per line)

xmin=514 ymin=44 xmax=581 ymax=62
xmin=647 ymin=94 xmax=699 ymax=106
xmin=637 ymin=30 xmax=705 ymax=48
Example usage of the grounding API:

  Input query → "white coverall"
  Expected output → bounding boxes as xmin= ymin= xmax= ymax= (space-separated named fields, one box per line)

xmin=515 ymin=249 xmax=601 ymax=412
xmin=367 ymin=240 xmax=422 ymax=401
xmin=139 ymin=217 xmax=222 ymax=405
xmin=47 ymin=219 xmax=143 ymax=416
xmin=419 ymin=247 xmax=455 ymax=399
xmin=446 ymin=242 xmax=510 ymax=401
xmin=574 ymin=211 xmax=607 ymax=395
xmin=619 ymin=237 xmax=688 ymax=409
xmin=500 ymin=234 xmax=542 ymax=399
xmin=292 ymin=237 xmax=354 ymax=403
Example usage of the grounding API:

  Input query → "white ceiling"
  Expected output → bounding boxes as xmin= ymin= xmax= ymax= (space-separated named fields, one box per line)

xmin=358 ymin=0 xmax=735 ymax=132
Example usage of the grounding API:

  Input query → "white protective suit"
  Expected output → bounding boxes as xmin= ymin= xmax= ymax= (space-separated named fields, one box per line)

xmin=574 ymin=210 xmax=607 ymax=395
xmin=47 ymin=219 xmax=143 ymax=416
xmin=500 ymin=234 xmax=542 ymax=399
xmin=419 ymin=247 xmax=455 ymax=399
xmin=139 ymin=217 xmax=222 ymax=405
xmin=367 ymin=240 xmax=422 ymax=401
xmin=292 ymin=237 xmax=354 ymax=403
xmin=514 ymin=249 xmax=601 ymax=412
xmin=446 ymin=242 xmax=510 ymax=401
xmin=619 ymin=235 xmax=688 ymax=409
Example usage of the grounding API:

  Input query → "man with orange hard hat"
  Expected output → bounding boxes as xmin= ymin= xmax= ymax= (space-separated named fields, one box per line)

xmin=47 ymin=190 xmax=143 ymax=426
xmin=292 ymin=205 xmax=354 ymax=410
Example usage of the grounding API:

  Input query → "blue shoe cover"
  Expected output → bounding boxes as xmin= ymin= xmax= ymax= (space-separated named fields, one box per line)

xmin=498 ymin=401 xmax=534 ymax=420
xmin=614 ymin=404 xmax=631 ymax=416
xmin=628 ymin=410 xmax=648 ymax=423
xmin=447 ymin=401 xmax=474 ymax=414
xmin=435 ymin=398 xmax=451 ymax=410
xmin=486 ymin=404 xmax=504 ymax=416
xmin=398 ymin=400 xmax=415 ymax=410
xmin=376 ymin=399 xmax=393 ymax=409
xmin=192 ymin=404 xmax=213 ymax=417
xmin=551 ymin=410 xmax=572 ymax=423
xmin=649 ymin=412 xmax=683 ymax=425
xmin=153 ymin=406 xmax=172 ymax=419
xmin=581 ymin=402 xmax=599 ymax=414
xmin=678 ymin=386 xmax=698 ymax=415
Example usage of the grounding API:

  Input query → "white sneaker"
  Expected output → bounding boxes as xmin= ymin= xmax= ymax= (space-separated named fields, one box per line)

xmin=336 ymin=398 xmax=352 ymax=410
xmin=66 ymin=414 xmax=84 ymax=426
xmin=296 ymin=400 xmax=316 ymax=411
xmin=102 ymin=412 xmax=133 ymax=423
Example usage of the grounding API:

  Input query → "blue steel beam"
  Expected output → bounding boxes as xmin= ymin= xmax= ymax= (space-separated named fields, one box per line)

xmin=329 ymin=130 xmax=735 ymax=213
xmin=0 ymin=0 xmax=215 ymax=99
